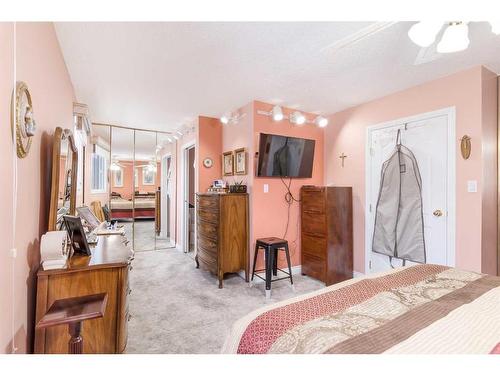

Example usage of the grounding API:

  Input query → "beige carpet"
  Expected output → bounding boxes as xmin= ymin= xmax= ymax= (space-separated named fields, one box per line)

xmin=125 ymin=249 xmax=324 ymax=353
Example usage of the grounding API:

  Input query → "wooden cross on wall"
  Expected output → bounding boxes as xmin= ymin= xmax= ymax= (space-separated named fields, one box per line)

xmin=339 ymin=153 xmax=347 ymax=168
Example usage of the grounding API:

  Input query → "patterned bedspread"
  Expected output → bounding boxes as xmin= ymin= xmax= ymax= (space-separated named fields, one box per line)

xmin=222 ymin=265 xmax=500 ymax=354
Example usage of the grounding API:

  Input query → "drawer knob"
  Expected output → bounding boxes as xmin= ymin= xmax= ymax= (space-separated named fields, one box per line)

xmin=128 ymin=289 xmax=132 ymax=295
xmin=128 ymin=314 xmax=132 ymax=322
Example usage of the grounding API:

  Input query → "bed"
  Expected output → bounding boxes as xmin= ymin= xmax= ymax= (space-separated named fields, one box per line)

xmin=110 ymin=196 xmax=156 ymax=219
xmin=222 ymin=264 xmax=500 ymax=354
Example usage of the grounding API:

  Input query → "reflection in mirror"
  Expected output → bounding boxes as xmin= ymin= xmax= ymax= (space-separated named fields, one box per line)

xmin=49 ymin=128 xmax=78 ymax=231
xmin=155 ymin=133 xmax=177 ymax=249
xmin=110 ymin=127 xmax=134 ymax=242
xmin=85 ymin=124 xmax=111 ymax=221
xmin=55 ymin=130 xmax=74 ymax=229
xmin=133 ymin=130 xmax=157 ymax=251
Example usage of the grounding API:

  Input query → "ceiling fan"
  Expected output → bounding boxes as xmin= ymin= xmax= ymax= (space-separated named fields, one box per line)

xmin=409 ymin=21 xmax=500 ymax=65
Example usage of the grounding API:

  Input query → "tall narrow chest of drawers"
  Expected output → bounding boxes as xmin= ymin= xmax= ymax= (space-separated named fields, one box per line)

xmin=300 ymin=186 xmax=353 ymax=285
xmin=196 ymin=193 xmax=249 ymax=288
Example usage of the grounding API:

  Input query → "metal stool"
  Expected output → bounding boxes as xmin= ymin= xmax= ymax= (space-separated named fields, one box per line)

xmin=252 ymin=237 xmax=294 ymax=298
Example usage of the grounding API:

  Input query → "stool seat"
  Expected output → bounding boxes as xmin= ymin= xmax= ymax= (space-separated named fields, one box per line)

xmin=252 ymin=237 xmax=294 ymax=298
xmin=256 ymin=237 xmax=288 ymax=247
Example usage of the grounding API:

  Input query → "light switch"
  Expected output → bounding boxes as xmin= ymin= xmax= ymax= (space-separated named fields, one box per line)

xmin=263 ymin=184 xmax=269 ymax=193
xmin=467 ymin=180 xmax=477 ymax=193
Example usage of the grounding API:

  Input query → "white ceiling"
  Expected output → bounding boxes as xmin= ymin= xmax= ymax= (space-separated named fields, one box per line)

xmin=55 ymin=22 xmax=500 ymax=132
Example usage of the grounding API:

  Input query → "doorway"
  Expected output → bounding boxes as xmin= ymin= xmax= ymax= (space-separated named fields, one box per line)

xmin=182 ymin=143 xmax=196 ymax=254
xmin=365 ymin=107 xmax=456 ymax=274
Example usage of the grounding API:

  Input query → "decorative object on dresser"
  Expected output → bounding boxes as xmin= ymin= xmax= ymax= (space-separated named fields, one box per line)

xmin=36 ymin=293 xmax=108 ymax=354
xmin=13 ymin=81 xmax=37 ymax=158
xmin=48 ymin=127 xmax=78 ymax=231
xmin=196 ymin=193 xmax=249 ymax=288
xmin=300 ymin=186 xmax=353 ymax=285
xmin=35 ymin=235 xmax=134 ymax=353
xmin=229 ymin=180 xmax=247 ymax=193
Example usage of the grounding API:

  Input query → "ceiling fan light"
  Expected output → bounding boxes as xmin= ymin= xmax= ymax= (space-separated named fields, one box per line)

xmin=290 ymin=111 xmax=306 ymax=126
xmin=315 ymin=116 xmax=328 ymax=128
xmin=271 ymin=105 xmax=284 ymax=122
xmin=408 ymin=21 xmax=443 ymax=47
xmin=490 ymin=21 xmax=500 ymax=35
xmin=437 ymin=22 xmax=469 ymax=53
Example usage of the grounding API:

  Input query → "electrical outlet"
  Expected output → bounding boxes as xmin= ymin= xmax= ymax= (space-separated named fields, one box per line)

xmin=10 ymin=248 xmax=17 ymax=259
xmin=263 ymin=184 xmax=269 ymax=193
xmin=467 ymin=180 xmax=477 ymax=193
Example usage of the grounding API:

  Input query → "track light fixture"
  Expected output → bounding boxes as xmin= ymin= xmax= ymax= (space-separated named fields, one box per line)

xmin=314 ymin=116 xmax=328 ymax=128
xmin=256 ymin=107 xmax=329 ymax=128
xmin=271 ymin=105 xmax=284 ymax=122
xmin=219 ymin=111 xmax=245 ymax=125
xmin=220 ymin=112 xmax=231 ymax=125
xmin=289 ymin=111 xmax=306 ymax=126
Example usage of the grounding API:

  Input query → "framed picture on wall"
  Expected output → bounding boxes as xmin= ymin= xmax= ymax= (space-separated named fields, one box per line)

xmin=234 ymin=148 xmax=246 ymax=175
xmin=113 ymin=167 xmax=123 ymax=187
xmin=222 ymin=151 xmax=234 ymax=176
xmin=142 ymin=167 xmax=155 ymax=185
xmin=134 ymin=168 xmax=139 ymax=188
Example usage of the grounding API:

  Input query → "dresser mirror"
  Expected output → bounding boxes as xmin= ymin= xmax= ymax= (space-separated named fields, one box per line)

xmin=48 ymin=127 xmax=78 ymax=231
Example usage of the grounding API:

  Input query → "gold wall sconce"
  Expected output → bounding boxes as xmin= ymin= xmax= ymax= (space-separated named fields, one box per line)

xmin=13 ymin=81 xmax=36 ymax=158
xmin=460 ymin=135 xmax=471 ymax=160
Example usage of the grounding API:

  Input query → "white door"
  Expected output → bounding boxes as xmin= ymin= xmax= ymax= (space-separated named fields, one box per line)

xmin=366 ymin=113 xmax=453 ymax=273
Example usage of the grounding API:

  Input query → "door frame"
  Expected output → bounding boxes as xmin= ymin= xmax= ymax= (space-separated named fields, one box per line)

xmin=181 ymin=140 xmax=196 ymax=253
xmin=364 ymin=106 xmax=456 ymax=274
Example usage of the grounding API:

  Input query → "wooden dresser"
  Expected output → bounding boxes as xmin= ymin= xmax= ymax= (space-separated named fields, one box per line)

xmin=196 ymin=193 xmax=249 ymax=288
xmin=34 ymin=235 xmax=134 ymax=354
xmin=300 ymin=186 xmax=353 ymax=285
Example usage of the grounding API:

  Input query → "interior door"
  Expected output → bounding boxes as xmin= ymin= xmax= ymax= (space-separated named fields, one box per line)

xmin=367 ymin=114 xmax=449 ymax=273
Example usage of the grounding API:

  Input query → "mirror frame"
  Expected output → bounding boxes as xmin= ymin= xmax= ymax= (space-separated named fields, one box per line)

xmin=48 ymin=127 xmax=78 ymax=231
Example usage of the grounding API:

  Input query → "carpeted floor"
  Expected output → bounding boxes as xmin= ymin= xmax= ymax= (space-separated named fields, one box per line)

xmin=125 ymin=249 xmax=325 ymax=353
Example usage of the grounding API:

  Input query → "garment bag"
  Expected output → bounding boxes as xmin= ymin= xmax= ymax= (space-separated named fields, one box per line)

xmin=372 ymin=129 xmax=426 ymax=264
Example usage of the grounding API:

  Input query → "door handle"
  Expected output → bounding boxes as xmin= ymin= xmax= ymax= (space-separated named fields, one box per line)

xmin=433 ymin=209 xmax=443 ymax=217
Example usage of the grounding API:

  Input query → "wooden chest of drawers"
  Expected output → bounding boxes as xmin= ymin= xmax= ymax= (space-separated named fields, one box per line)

xmin=34 ymin=235 xmax=133 ymax=354
xmin=300 ymin=186 xmax=353 ymax=286
xmin=196 ymin=193 xmax=249 ymax=288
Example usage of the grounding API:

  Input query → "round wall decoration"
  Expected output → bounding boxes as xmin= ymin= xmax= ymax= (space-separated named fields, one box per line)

xmin=203 ymin=157 xmax=214 ymax=168
xmin=13 ymin=81 xmax=37 ymax=158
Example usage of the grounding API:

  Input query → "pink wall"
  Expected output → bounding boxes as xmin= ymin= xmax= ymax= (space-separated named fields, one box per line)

xmin=325 ymin=66 xmax=497 ymax=275
xmin=221 ymin=101 xmax=324 ymax=270
xmin=197 ymin=116 xmax=222 ymax=192
xmin=0 ymin=23 xmax=76 ymax=353
xmin=0 ymin=22 xmax=15 ymax=354
xmin=252 ymin=101 xmax=324 ymax=268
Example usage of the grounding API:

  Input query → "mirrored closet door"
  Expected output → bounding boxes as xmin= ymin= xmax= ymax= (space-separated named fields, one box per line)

xmin=110 ymin=126 xmax=135 ymax=241
xmin=86 ymin=123 xmax=177 ymax=251
xmin=133 ymin=130 xmax=157 ymax=251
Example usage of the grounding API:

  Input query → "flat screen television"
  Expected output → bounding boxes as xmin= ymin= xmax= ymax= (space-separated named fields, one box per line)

xmin=257 ymin=133 xmax=315 ymax=178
